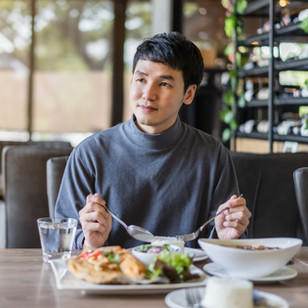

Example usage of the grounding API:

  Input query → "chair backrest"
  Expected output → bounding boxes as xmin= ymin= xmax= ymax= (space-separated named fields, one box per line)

xmin=230 ymin=152 xmax=308 ymax=245
xmin=0 ymin=140 xmax=71 ymax=174
xmin=2 ymin=144 xmax=72 ymax=248
xmin=46 ymin=156 xmax=69 ymax=217
xmin=293 ymin=167 xmax=308 ymax=245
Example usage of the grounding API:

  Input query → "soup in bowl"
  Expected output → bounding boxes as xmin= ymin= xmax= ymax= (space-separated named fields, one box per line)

xmin=198 ymin=237 xmax=302 ymax=279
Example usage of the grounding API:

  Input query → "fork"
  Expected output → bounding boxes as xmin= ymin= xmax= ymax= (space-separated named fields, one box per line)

xmin=185 ymin=287 xmax=203 ymax=308
xmin=176 ymin=194 xmax=243 ymax=242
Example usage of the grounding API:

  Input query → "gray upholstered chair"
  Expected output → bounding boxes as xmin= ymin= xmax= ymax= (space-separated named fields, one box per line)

xmin=0 ymin=140 xmax=71 ymax=175
xmin=46 ymin=156 xmax=69 ymax=217
xmin=230 ymin=152 xmax=308 ymax=245
xmin=293 ymin=167 xmax=308 ymax=247
xmin=1 ymin=144 xmax=72 ymax=248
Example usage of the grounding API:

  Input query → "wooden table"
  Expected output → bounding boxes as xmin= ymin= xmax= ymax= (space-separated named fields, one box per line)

xmin=0 ymin=248 xmax=308 ymax=308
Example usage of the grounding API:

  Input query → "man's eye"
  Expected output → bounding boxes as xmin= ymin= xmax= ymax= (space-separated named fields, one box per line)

xmin=161 ymin=82 xmax=171 ymax=87
xmin=136 ymin=78 xmax=145 ymax=83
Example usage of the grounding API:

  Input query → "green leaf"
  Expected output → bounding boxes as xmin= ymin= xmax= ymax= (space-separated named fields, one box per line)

xmin=220 ymin=109 xmax=234 ymax=124
xmin=224 ymin=42 xmax=234 ymax=57
xmin=229 ymin=69 xmax=238 ymax=91
xmin=235 ymin=52 xmax=242 ymax=67
xmin=229 ymin=69 xmax=237 ymax=79
xmin=236 ymin=0 xmax=248 ymax=14
xmin=151 ymin=251 xmax=192 ymax=275
xmin=104 ymin=252 xmax=121 ymax=264
xmin=147 ymin=262 xmax=163 ymax=278
xmin=238 ymin=93 xmax=246 ymax=108
xmin=229 ymin=117 xmax=238 ymax=130
xmin=299 ymin=106 xmax=308 ymax=117
xmin=238 ymin=46 xmax=248 ymax=53
xmin=222 ymin=128 xmax=232 ymax=142
xmin=137 ymin=244 xmax=151 ymax=252
xmin=235 ymin=51 xmax=248 ymax=68
xmin=221 ymin=0 xmax=229 ymax=9
xmin=236 ymin=78 xmax=244 ymax=96
xmin=220 ymin=108 xmax=229 ymax=122
xmin=299 ymin=18 xmax=308 ymax=34
xmin=223 ymin=90 xmax=236 ymax=107
xmin=224 ymin=14 xmax=237 ymax=37
xmin=304 ymin=79 xmax=308 ymax=89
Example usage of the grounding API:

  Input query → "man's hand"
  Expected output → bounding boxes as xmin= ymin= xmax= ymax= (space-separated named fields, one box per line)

xmin=79 ymin=193 xmax=112 ymax=249
xmin=215 ymin=195 xmax=251 ymax=240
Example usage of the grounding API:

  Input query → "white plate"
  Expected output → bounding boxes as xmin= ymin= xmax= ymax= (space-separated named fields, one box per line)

xmin=165 ymin=287 xmax=289 ymax=308
xmin=203 ymin=262 xmax=297 ymax=282
xmin=50 ymin=259 xmax=207 ymax=294
xmin=184 ymin=247 xmax=208 ymax=262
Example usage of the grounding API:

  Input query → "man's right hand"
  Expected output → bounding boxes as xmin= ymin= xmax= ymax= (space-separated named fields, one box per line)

xmin=79 ymin=193 xmax=112 ymax=249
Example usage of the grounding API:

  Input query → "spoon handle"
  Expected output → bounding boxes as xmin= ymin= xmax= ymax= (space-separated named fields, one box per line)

xmin=101 ymin=204 xmax=128 ymax=229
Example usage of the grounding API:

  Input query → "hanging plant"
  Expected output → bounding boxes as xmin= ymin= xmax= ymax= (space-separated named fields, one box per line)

xmin=299 ymin=17 xmax=308 ymax=34
xmin=220 ymin=0 xmax=248 ymax=143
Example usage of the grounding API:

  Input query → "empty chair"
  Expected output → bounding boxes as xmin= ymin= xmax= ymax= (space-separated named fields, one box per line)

xmin=46 ymin=156 xmax=69 ymax=217
xmin=0 ymin=141 xmax=34 ymax=201
xmin=2 ymin=144 xmax=72 ymax=248
xmin=0 ymin=140 xmax=71 ymax=176
xmin=231 ymin=152 xmax=308 ymax=245
xmin=293 ymin=167 xmax=308 ymax=246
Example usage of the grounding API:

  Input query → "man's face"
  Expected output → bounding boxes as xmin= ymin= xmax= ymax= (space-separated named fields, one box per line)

xmin=129 ymin=60 xmax=196 ymax=134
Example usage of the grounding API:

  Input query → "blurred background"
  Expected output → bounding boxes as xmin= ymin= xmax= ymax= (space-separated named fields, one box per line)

xmin=0 ymin=0 xmax=228 ymax=146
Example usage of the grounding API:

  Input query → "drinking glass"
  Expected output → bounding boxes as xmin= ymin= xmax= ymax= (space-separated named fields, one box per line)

xmin=37 ymin=217 xmax=77 ymax=262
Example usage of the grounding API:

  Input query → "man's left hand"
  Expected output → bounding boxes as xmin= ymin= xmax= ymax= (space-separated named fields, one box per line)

xmin=215 ymin=195 xmax=251 ymax=239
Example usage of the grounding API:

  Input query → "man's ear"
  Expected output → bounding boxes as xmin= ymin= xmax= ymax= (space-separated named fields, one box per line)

xmin=183 ymin=84 xmax=197 ymax=106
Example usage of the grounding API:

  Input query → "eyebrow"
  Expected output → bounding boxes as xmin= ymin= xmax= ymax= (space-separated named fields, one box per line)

xmin=135 ymin=70 xmax=175 ymax=81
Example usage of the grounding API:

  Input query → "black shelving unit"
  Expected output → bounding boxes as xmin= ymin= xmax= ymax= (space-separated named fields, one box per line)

xmin=234 ymin=0 xmax=308 ymax=152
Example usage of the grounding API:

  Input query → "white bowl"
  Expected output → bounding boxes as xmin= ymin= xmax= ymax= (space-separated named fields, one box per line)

xmin=198 ymin=237 xmax=302 ymax=279
xmin=131 ymin=244 xmax=181 ymax=265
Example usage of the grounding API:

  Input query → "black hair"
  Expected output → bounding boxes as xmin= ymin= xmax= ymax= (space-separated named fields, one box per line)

xmin=132 ymin=32 xmax=204 ymax=92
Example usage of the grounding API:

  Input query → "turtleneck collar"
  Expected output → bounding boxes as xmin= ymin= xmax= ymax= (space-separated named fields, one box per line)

xmin=124 ymin=114 xmax=184 ymax=150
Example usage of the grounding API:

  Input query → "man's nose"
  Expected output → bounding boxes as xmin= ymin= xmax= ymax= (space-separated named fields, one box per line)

xmin=142 ymin=83 xmax=157 ymax=101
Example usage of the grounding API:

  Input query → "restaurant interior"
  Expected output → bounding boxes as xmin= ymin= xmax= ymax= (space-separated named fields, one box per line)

xmin=1 ymin=0 xmax=308 ymax=307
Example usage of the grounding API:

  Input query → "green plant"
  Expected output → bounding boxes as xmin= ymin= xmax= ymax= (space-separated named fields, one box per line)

xmin=222 ymin=0 xmax=247 ymax=38
xmin=299 ymin=17 xmax=308 ymax=34
xmin=220 ymin=0 xmax=248 ymax=142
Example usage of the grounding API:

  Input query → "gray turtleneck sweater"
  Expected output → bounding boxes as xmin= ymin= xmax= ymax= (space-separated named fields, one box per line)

xmin=55 ymin=115 xmax=239 ymax=249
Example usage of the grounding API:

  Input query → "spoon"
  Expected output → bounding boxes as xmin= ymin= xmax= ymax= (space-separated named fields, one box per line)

xmin=102 ymin=204 xmax=155 ymax=242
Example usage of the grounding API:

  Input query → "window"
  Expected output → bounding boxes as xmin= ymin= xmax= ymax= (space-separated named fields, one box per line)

xmin=34 ymin=1 xmax=114 ymax=138
xmin=0 ymin=0 xmax=31 ymax=140
xmin=0 ymin=0 xmax=114 ymax=146
xmin=0 ymin=0 xmax=160 ymax=145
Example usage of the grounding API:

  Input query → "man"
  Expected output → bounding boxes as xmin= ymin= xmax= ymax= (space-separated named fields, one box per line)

xmin=55 ymin=32 xmax=251 ymax=250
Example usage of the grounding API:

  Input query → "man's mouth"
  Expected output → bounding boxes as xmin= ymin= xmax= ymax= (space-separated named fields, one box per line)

xmin=138 ymin=104 xmax=157 ymax=112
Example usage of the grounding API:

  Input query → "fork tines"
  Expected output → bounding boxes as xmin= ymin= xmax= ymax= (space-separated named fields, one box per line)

xmin=185 ymin=287 xmax=202 ymax=308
